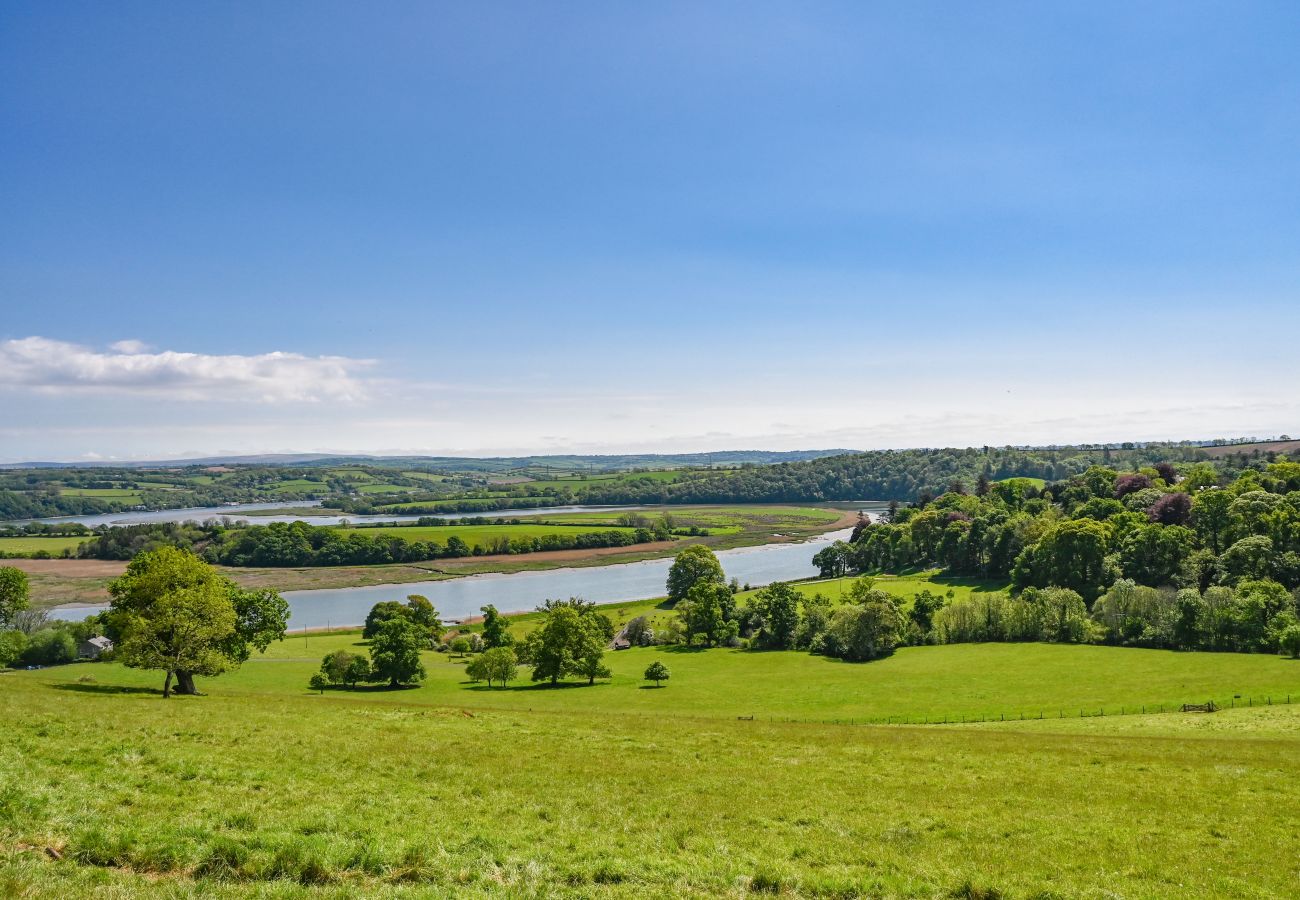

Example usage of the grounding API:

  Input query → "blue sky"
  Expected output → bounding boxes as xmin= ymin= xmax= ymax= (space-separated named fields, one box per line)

xmin=1 ymin=2 xmax=1297 ymax=461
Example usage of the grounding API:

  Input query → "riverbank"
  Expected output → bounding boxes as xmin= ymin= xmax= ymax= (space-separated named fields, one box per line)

xmin=26 ymin=505 xmax=866 ymax=612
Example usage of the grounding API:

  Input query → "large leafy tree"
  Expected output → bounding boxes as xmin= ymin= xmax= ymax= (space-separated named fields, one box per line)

xmin=403 ymin=594 xmax=443 ymax=641
xmin=465 ymin=646 xmax=518 ymax=688
xmin=666 ymin=544 xmax=725 ymax=604
xmin=1190 ymin=490 xmax=1234 ymax=554
xmin=363 ymin=601 xmax=409 ymax=639
xmin=1117 ymin=524 xmax=1195 ymax=587
xmin=362 ymin=596 xmax=442 ymax=645
xmin=319 ymin=649 xmax=370 ymax=689
xmin=750 ymin=582 xmax=800 ymax=649
xmin=480 ymin=604 xmax=514 ymax=648
xmin=812 ymin=542 xmax=852 ymax=578
xmin=677 ymin=581 xmax=737 ymax=647
xmin=822 ymin=596 xmax=902 ymax=661
xmin=1011 ymin=519 xmax=1114 ymax=604
xmin=644 ymin=660 xmax=670 ymax=686
xmin=368 ymin=616 xmax=427 ymax=687
xmin=0 ymin=566 xmax=30 ymax=628
xmin=519 ymin=600 xmax=610 ymax=685
xmin=108 ymin=547 xmax=288 ymax=697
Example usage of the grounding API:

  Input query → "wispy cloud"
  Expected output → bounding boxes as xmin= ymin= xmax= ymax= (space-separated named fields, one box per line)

xmin=0 ymin=337 xmax=372 ymax=403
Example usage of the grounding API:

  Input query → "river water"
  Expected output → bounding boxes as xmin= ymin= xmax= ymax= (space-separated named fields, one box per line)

xmin=9 ymin=500 xmax=642 ymax=528
xmin=52 ymin=503 xmax=887 ymax=628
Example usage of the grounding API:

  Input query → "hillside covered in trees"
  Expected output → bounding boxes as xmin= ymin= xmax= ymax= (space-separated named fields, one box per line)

xmin=560 ymin=445 xmax=1211 ymax=506
xmin=808 ymin=456 xmax=1300 ymax=655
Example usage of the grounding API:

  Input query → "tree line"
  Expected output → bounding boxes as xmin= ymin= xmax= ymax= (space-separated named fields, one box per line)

xmin=805 ymin=457 xmax=1300 ymax=655
xmin=77 ymin=519 xmax=661 ymax=567
xmin=412 ymin=445 xmax=1211 ymax=507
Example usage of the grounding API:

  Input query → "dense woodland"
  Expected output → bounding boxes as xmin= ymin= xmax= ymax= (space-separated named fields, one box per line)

xmin=568 ymin=446 xmax=1211 ymax=505
xmin=802 ymin=457 xmax=1300 ymax=655
xmin=357 ymin=445 xmax=1214 ymax=511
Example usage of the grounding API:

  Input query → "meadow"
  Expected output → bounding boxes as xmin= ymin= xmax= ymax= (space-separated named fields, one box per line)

xmin=56 ymin=487 xmax=144 ymax=501
xmin=3 ymin=646 xmax=1299 ymax=897
xmin=0 ymin=535 xmax=89 ymax=556
xmin=339 ymin=523 xmax=639 ymax=548
xmin=538 ymin=505 xmax=842 ymax=528
xmin=191 ymin=635 xmax=1300 ymax=723
xmin=266 ymin=479 xmax=330 ymax=495
xmin=353 ymin=483 xmax=412 ymax=494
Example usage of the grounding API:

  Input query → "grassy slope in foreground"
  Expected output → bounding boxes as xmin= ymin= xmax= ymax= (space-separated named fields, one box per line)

xmin=2 ymin=672 xmax=1298 ymax=898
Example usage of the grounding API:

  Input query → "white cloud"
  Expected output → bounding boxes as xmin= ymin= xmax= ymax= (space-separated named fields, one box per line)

xmin=0 ymin=337 xmax=372 ymax=403
xmin=109 ymin=339 xmax=152 ymax=353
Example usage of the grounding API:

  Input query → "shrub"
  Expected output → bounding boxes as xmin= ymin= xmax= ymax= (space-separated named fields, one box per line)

xmin=1280 ymin=624 xmax=1300 ymax=659
xmin=821 ymin=597 xmax=902 ymax=661
xmin=0 ymin=630 xmax=28 ymax=668
xmin=22 ymin=628 xmax=76 ymax=666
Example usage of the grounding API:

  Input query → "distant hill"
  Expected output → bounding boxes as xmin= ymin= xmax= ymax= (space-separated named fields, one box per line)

xmin=0 ymin=453 xmax=340 ymax=469
xmin=0 ymin=449 xmax=855 ymax=472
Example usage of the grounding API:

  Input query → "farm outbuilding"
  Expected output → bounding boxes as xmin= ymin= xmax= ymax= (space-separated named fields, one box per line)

xmin=78 ymin=636 xmax=114 ymax=659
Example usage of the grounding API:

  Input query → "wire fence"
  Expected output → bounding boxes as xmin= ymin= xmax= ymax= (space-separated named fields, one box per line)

xmin=758 ymin=693 xmax=1296 ymax=727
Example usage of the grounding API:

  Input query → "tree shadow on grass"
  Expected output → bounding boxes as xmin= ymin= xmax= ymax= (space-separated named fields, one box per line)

xmin=638 ymin=684 xmax=668 ymax=690
xmin=460 ymin=680 xmax=611 ymax=693
xmin=928 ymin=574 xmax=1009 ymax=594
xmin=315 ymin=683 xmax=423 ymax=694
xmin=51 ymin=682 xmax=161 ymax=696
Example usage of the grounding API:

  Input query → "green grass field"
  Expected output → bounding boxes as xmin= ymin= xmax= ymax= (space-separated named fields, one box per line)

xmin=266 ymin=479 xmax=329 ymax=495
xmin=399 ymin=471 xmax=447 ymax=483
xmin=539 ymin=505 xmax=840 ymax=527
xmin=996 ymin=476 xmax=1047 ymax=488
xmin=56 ymin=487 xmax=144 ymax=501
xmin=353 ymin=483 xmax=412 ymax=494
xmin=378 ymin=496 xmax=557 ymax=511
xmin=208 ymin=637 xmax=1300 ymax=724
xmin=3 ymin=644 xmax=1300 ymax=896
xmin=0 ymin=535 xmax=89 ymax=556
xmin=734 ymin=571 xmax=1006 ymax=605
xmin=339 ymin=523 xmax=637 ymax=549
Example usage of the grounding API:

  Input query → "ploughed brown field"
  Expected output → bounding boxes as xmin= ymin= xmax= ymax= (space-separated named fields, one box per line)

xmin=1199 ymin=438 xmax=1300 ymax=458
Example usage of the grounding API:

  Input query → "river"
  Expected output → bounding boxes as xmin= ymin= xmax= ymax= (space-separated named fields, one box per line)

xmin=52 ymin=503 xmax=887 ymax=628
xmin=8 ymin=500 xmax=643 ymax=528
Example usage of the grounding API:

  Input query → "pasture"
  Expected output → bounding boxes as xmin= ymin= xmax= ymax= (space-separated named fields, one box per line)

xmin=56 ymin=487 xmax=144 ymax=501
xmin=994 ymin=476 xmax=1046 ymax=488
xmin=353 ymin=483 xmax=412 ymax=494
xmin=338 ymin=523 xmax=638 ymax=549
xmin=0 ymin=535 xmax=89 ymax=556
xmin=27 ymin=631 xmax=1300 ymax=729
xmin=266 ymin=479 xmax=329 ymax=495
xmin=3 ymin=647 xmax=1299 ymax=897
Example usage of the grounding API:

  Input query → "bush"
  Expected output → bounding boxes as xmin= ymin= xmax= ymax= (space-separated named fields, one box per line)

xmin=1277 ymin=624 xmax=1300 ymax=659
xmin=820 ymin=597 xmax=902 ymax=661
xmin=0 ymin=629 xmax=28 ymax=668
xmin=22 ymin=628 xmax=76 ymax=666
